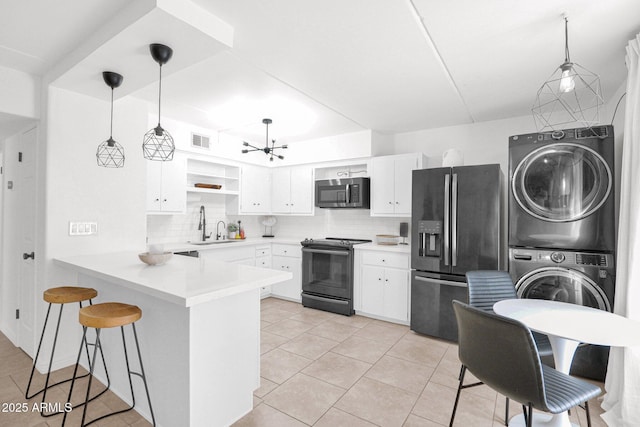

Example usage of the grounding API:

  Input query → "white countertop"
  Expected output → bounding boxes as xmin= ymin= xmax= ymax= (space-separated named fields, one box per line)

xmin=355 ymin=242 xmax=411 ymax=253
xmin=164 ymin=237 xmax=303 ymax=253
xmin=54 ymin=251 xmax=293 ymax=308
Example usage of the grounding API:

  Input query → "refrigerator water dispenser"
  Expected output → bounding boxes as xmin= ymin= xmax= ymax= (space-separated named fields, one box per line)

xmin=418 ymin=220 xmax=442 ymax=257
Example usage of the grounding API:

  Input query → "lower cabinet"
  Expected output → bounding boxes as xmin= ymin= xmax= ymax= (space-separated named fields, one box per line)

xmin=270 ymin=244 xmax=302 ymax=302
xmin=356 ymin=249 xmax=410 ymax=323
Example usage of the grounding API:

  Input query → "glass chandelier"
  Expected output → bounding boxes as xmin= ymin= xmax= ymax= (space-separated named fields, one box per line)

xmin=532 ymin=16 xmax=604 ymax=132
xmin=96 ymin=71 xmax=125 ymax=168
xmin=143 ymin=43 xmax=175 ymax=161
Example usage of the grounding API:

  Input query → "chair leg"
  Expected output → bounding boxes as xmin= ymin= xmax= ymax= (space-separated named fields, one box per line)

xmin=26 ymin=303 xmax=54 ymax=400
xmin=449 ymin=365 xmax=467 ymax=427
xmin=527 ymin=403 xmax=533 ymax=427
xmin=585 ymin=401 xmax=592 ymax=427
xmin=522 ymin=404 xmax=528 ymax=426
xmin=62 ymin=326 xmax=90 ymax=426
xmin=504 ymin=397 xmax=509 ymax=426
xmin=131 ymin=323 xmax=156 ymax=426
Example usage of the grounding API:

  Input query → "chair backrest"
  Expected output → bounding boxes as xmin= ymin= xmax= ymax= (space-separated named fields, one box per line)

xmin=452 ymin=300 xmax=547 ymax=408
xmin=465 ymin=270 xmax=517 ymax=312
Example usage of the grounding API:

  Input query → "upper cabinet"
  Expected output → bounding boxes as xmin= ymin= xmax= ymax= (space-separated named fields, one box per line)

xmin=271 ymin=166 xmax=314 ymax=215
xmin=371 ymin=153 xmax=425 ymax=217
xmin=239 ymin=165 xmax=272 ymax=214
xmin=146 ymin=152 xmax=186 ymax=214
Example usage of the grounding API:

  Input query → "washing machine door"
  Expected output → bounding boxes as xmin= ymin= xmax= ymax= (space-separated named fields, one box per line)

xmin=515 ymin=267 xmax=611 ymax=311
xmin=512 ymin=143 xmax=612 ymax=222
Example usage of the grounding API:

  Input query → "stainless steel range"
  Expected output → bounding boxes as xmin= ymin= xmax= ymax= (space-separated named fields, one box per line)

xmin=301 ymin=237 xmax=371 ymax=315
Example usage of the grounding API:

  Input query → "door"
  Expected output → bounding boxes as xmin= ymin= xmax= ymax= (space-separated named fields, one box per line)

xmin=301 ymin=247 xmax=352 ymax=299
xmin=371 ymin=157 xmax=395 ymax=214
xmin=271 ymin=168 xmax=291 ymax=213
xmin=411 ymin=168 xmax=449 ymax=273
xmin=515 ymin=267 xmax=610 ymax=311
xmin=512 ymin=143 xmax=611 ymax=222
xmin=393 ymin=156 xmax=418 ymax=215
xmin=18 ymin=127 xmax=37 ymax=355
xmin=289 ymin=167 xmax=313 ymax=214
xmin=451 ymin=164 xmax=500 ymax=275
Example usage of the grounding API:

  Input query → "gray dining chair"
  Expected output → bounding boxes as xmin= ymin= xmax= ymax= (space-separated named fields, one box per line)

xmin=466 ymin=270 xmax=554 ymax=425
xmin=450 ymin=300 xmax=601 ymax=427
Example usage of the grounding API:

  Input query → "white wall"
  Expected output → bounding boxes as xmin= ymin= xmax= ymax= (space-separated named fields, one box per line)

xmin=0 ymin=65 xmax=40 ymax=119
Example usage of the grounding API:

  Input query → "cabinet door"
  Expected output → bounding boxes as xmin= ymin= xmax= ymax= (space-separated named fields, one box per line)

xmin=146 ymin=160 xmax=163 ymax=212
xmin=160 ymin=153 xmax=186 ymax=212
xmin=371 ymin=157 xmax=395 ymax=215
xmin=383 ymin=268 xmax=409 ymax=321
xmin=361 ymin=266 xmax=385 ymax=315
xmin=271 ymin=255 xmax=302 ymax=301
xmin=241 ymin=166 xmax=271 ymax=214
xmin=289 ymin=167 xmax=314 ymax=214
xmin=271 ymin=168 xmax=291 ymax=214
xmin=393 ymin=156 xmax=418 ymax=216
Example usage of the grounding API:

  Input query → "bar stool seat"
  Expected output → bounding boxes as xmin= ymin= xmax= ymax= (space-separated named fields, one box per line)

xmin=43 ymin=286 xmax=97 ymax=304
xmin=27 ymin=286 xmax=106 ymax=418
xmin=79 ymin=303 xmax=141 ymax=328
xmin=63 ymin=302 xmax=155 ymax=426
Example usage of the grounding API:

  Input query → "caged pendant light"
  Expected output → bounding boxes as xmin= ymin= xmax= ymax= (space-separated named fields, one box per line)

xmin=242 ymin=118 xmax=288 ymax=161
xmin=143 ymin=43 xmax=175 ymax=161
xmin=97 ymin=71 xmax=125 ymax=168
xmin=532 ymin=16 xmax=604 ymax=132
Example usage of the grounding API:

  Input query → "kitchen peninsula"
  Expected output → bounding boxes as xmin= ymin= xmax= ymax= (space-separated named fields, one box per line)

xmin=54 ymin=251 xmax=292 ymax=427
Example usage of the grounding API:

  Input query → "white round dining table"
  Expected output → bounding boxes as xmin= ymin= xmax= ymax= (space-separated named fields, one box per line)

xmin=493 ymin=299 xmax=640 ymax=427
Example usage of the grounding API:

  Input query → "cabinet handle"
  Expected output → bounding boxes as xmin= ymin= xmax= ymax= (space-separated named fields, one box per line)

xmin=155 ymin=198 xmax=160 ymax=202
xmin=163 ymin=198 xmax=167 ymax=202
xmin=382 ymin=259 xmax=386 ymax=262
xmin=388 ymin=201 xmax=393 ymax=205
xmin=395 ymin=201 xmax=399 ymax=204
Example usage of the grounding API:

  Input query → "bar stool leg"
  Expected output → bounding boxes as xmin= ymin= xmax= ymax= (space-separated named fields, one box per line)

xmin=25 ymin=302 xmax=54 ymax=400
xmin=130 ymin=323 xmax=156 ymax=426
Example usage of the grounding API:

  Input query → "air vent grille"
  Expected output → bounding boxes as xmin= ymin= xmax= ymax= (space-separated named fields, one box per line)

xmin=191 ymin=133 xmax=211 ymax=150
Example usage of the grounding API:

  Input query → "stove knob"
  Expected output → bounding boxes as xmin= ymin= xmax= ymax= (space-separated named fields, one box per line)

xmin=550 ymin=252 xmax=565 ymax=263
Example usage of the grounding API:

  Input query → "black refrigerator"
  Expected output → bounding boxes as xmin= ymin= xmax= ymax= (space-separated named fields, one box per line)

xmin=410 ymin=164 xmax=501 ymax=341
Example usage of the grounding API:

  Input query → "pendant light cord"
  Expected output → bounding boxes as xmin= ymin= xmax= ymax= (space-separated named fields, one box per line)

xmin=564 ymin=17 xmax=570 ymax=63
xmin=110 ymin=87 xmax=114 ymax=138
xmin=158 ymin=64 xmax=163 ymax=127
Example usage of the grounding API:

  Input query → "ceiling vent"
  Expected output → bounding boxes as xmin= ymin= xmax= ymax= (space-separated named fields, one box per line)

xmin=191 ymin=133 xmax=211 ymax=150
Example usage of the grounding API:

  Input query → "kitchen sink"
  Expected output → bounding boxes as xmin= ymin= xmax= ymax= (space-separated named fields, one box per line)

xmin=190 ymin=240 xmax=237 ymax=245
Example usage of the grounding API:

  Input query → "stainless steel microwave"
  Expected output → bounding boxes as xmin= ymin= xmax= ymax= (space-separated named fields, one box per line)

xmin=315 ymin=177 xmax=370 ymax=208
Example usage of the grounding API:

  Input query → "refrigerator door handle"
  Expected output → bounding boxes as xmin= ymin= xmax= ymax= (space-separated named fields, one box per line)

xmin=345 ymin=184 xmax=351 ymax=204
xmin=452 ymin=173 xmax=458 ymax=267
xmin=444 ymin=173 xmax=450 ymax=266
xmin=414 ymin=275 xmax=467 ymax=288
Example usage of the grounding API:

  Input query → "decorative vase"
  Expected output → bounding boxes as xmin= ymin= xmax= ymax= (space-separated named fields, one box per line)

xmin=228 ymin=231 xmax=236 ymax=239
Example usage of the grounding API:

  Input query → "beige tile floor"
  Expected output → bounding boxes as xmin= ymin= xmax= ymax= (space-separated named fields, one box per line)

xmin=0 ymin=330 xmax=151 ymax=426
xmin=0 ymin=297 xmax=607 ymax=427
xmin=235 ymin=297 xmax=609 ymax=427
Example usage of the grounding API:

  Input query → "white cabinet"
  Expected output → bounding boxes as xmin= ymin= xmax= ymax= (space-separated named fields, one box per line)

xmin=147 ymin=152 xmax=186 ymax=213
xmin=239 ymin=166 xmax=271 ymax=214
xmin=356 ymin=249 xmax=410 ymax=323
xmin=270 ymin=243 xmax=302 ymax=302
xmin=271 ymin=166 xmax=314 ymax=215
xmin=255 ymin=245 xmax=272 ymax=298
xmin=371 ymin=153 xmax=425 ymax=217
xmin=185 ymin=157 xmax=239 ymax=197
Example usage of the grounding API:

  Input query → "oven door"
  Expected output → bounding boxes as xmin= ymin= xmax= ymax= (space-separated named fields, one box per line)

xmin=301 ymin=247 xmax=353 ymax=299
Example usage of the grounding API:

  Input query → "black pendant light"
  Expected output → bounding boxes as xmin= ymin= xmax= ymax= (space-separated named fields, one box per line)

xmin=242 ymin=118 xmax=288 ymax=161
xmin=97 ymin=71 xmax=125 ymax=168
xmin=143 ymin=43 xmax=175 ymax=161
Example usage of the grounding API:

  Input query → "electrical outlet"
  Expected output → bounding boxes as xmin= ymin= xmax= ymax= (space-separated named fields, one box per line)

xmin=69 ymin=221 xmax=98 ymax=236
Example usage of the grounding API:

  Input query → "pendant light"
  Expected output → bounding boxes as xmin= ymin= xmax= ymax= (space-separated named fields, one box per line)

xmin=143 ymin=43 xmax=175 ymax=161
xmin=242 ymin=118 xmax=288 ymax=161
xmin=532 ymin=16 xmax=604 ymax=131
xmin=96 ymin=71 xmax=125 ymax=168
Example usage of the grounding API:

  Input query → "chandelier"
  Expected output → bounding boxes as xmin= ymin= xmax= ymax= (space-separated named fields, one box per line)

xmin=242 ymin=118 xmax=288 ymax=161
xmin=143 ymin=43 xmax=175 ymax=161
xmin=532 ymin=16 xmax=604 ymax=131
xmin=96 ymin=71 xmax=125 ymax=168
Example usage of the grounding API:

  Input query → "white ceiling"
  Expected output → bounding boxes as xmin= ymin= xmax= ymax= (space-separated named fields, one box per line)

xmin=1 ymin=0 xmax=639 ymax=144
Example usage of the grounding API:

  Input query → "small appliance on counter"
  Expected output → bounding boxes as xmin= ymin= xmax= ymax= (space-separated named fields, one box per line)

xmin=301 ymin=237 xmax=371 ymax=315
xmin=410 ymin=164 xmax=501 ymax=341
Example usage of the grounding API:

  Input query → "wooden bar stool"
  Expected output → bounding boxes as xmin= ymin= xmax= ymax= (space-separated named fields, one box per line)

xmin=26 ymin=286 xmax=110 ymax=417
xmin=62 ymin=302 xmax=156 ymax=426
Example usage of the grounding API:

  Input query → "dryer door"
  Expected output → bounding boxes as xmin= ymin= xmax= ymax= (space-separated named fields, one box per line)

xmin=512 ymin=143 xmax=612 ymax=222
xmin=515 ymin=267 xmax=611 ymax=311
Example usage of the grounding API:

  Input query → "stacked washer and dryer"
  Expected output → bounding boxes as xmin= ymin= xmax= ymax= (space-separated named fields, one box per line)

xmin=508 ymin=125 xmax=616 ymax=381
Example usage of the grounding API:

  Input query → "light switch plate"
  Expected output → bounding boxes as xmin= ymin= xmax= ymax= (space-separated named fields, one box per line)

xmin=69 ymin=221 xmax=98 ymax=236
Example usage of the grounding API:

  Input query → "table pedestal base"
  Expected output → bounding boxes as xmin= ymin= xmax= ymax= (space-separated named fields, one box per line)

xmin=508 ymin=412 xmax=578 ymax=427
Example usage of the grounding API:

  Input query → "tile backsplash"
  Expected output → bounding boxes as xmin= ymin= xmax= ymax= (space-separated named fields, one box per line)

xmin=147 ymin=202 xmax=410 ymax=244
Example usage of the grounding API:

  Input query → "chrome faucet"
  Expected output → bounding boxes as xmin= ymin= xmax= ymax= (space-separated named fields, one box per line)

xmin=216 ymin=221 xmax=226 ymax=240
xmin=198 ymin=206 xmax=212 ymax=241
